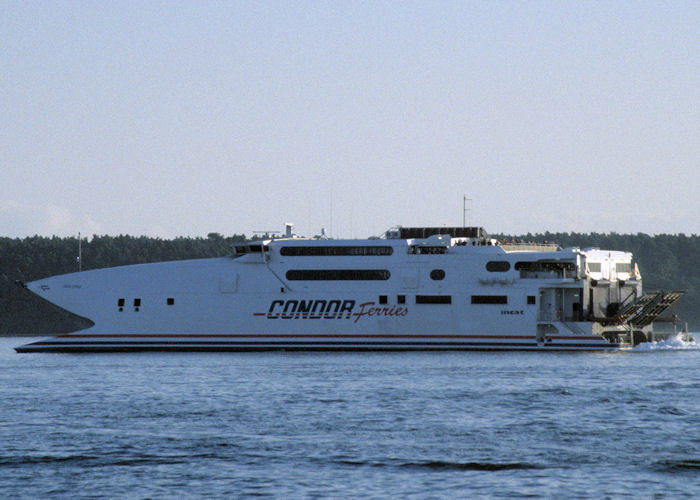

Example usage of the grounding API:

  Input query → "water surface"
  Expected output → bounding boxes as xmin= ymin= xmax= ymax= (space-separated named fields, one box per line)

xmin=2 ymin=336 xmax=699 ymax=498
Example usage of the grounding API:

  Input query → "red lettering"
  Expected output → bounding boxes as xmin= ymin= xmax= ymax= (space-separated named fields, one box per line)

xmin=352 ymin=302 xmax=375 ymax=323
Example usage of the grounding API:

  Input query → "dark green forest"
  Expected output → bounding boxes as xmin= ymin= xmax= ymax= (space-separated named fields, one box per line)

xmin=1 ymin=231 xmax=698 ymax=334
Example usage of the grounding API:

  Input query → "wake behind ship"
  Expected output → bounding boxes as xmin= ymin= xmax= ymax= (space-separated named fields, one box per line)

xmin=16 ymin=225 xmax=685 ymax=352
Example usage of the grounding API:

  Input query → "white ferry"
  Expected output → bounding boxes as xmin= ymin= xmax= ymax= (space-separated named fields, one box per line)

xmin=16 ymin=225 xmax=684 ymax=352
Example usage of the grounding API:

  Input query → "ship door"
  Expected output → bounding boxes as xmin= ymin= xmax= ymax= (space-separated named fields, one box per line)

xmin=539 ymin=288 xmax=563 ymax=321
xmin=539 ymin=288 xmax=582 ymax=321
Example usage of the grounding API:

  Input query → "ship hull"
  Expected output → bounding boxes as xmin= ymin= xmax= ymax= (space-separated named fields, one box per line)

xmin=15 ymin=333 xmax=618 ymax=352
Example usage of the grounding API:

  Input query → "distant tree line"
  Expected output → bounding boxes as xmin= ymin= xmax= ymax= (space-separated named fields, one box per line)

xmin=1 ymin=231 xmax=698 ymax=334
xmin=0 ymin=232 xmax=247 ymax=334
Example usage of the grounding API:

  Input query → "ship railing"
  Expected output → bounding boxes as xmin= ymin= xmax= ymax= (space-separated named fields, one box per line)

xmin=500 ymin=242 xmax=560 ymax=252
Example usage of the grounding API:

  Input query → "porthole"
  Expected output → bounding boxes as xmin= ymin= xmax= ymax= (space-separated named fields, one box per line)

xmin=430 ymin=269 xmax=446 ymax=280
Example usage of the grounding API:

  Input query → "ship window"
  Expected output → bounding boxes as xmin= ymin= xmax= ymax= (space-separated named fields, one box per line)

xmin=416 ymin=295 xmax=452 ymax=304
xmin=167 ymin=298 xmax=175 ymax=305
xmin=516 ymin=262 xmax=576 ymax=271
xmin=409 ymin=245 xmax=448 ymax=255
xmin=486 ymin=261 xmax=510 ymax=272
xmin=397 ymin=295 xmax=406 ymax=304
xmin=616 ymin=262 xmax=632 ymax=273
xmin=471 ymin=295 xmax=507 ymax=304
xmin=118 ymin=298 xmax=125 ymax=307
xmin=379 ymin=295 xmax=388 ymax=304
xmin=234 ymin=244 xmax=265 ymax=255
xmin=134 ymin=298 xmax=141 ymax=307
xmin=280 ymin=246 xmax=393 ymax=256
xmin=527 ymin=296 xmax=536 ymax=305
xmin=588 ymin=262 xmax=602 ymax=273
xmin=430 ymin=269 xmax=446 ymax=280
xmin=286 ymin=269 xmax=391 ymax=281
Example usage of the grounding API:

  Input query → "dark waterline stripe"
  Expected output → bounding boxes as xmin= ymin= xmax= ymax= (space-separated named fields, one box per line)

xmin=16 ymin=340 xmax=616 ymax=353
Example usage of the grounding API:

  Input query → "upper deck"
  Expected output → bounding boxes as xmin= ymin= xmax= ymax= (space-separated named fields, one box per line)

xmin=232 ymin=225 xmax=568 ymax=260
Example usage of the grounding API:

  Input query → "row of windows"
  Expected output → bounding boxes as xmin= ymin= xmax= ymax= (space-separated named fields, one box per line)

xmin=283 ymin=265 xmax=582 ymax=281
xmin=389 ymin=295 xmax=534 ymax=305
xmin=283 ymin=261 xmax=577 ymax=278
xmin=115 ymin=295 xmax=533 ymax=310
xmin=277 ymin=260 xmax=577 ymax=278
xmin=280 ymin=246 xmax=393 ymax=256
xmin=284 ymin=269 xmax=452 ymax=281
xmin=587 ymin=262 xmax=632 ymax=273
xmin=515 ymin=261 xmax=575 ymax=272
xmin=284 ymin=264 xmax=577 ymax=281
xmin=286 ymin=270 xmax=391 ymax=281
xmin=379 ymin=295 xmax=517 ymax=305
xmin=487 ymin=261 xmax=577 ymax=273
xmin=117 ymin=297 xmax=174 ymax=312
xmin=282 ymin=262 xmax=581 ymax=280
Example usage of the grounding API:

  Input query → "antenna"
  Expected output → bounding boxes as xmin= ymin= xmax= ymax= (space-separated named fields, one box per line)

xmin=77 ymin=232 xmax=82 ymax=272
xmin=330 ymin=186 xmax=333 ymax=239
xmin=463 ymin=196 xmax=473 ymax=227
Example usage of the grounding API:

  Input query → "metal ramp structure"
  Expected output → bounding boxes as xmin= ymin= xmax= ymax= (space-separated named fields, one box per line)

xmin=617 ymin=291 xmax=685 ymax=328
xmin=616 ymin=292 xmax=662 ymax=323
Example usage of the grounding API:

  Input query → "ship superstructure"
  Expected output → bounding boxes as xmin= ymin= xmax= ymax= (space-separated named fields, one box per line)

xmin=16 ymin=226 xmax=684 ymax=352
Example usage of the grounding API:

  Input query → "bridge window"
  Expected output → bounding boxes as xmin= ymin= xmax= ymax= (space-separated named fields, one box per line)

xmin=234 ymin=244 xmax=264 ymax=254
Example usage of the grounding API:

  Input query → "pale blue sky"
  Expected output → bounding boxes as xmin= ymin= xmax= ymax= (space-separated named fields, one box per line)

xmin=2 ymin=1 xmax=698 ymax=238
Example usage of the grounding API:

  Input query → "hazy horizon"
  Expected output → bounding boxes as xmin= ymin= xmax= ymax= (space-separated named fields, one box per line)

xmin=3 ymin=1 xmax=698 ymax=239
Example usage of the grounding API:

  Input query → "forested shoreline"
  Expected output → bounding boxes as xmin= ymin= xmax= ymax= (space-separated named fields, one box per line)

xmin=1 ymin=231 xmax=698 ymax=334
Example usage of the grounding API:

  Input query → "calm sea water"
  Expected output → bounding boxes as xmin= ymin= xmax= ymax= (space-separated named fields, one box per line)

xmin=2 ymin=335 xmax=699 ymax=499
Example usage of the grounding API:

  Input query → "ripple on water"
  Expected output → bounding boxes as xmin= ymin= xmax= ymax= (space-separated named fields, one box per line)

xmin=1 ymin=337 xmax=700 ymax=498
